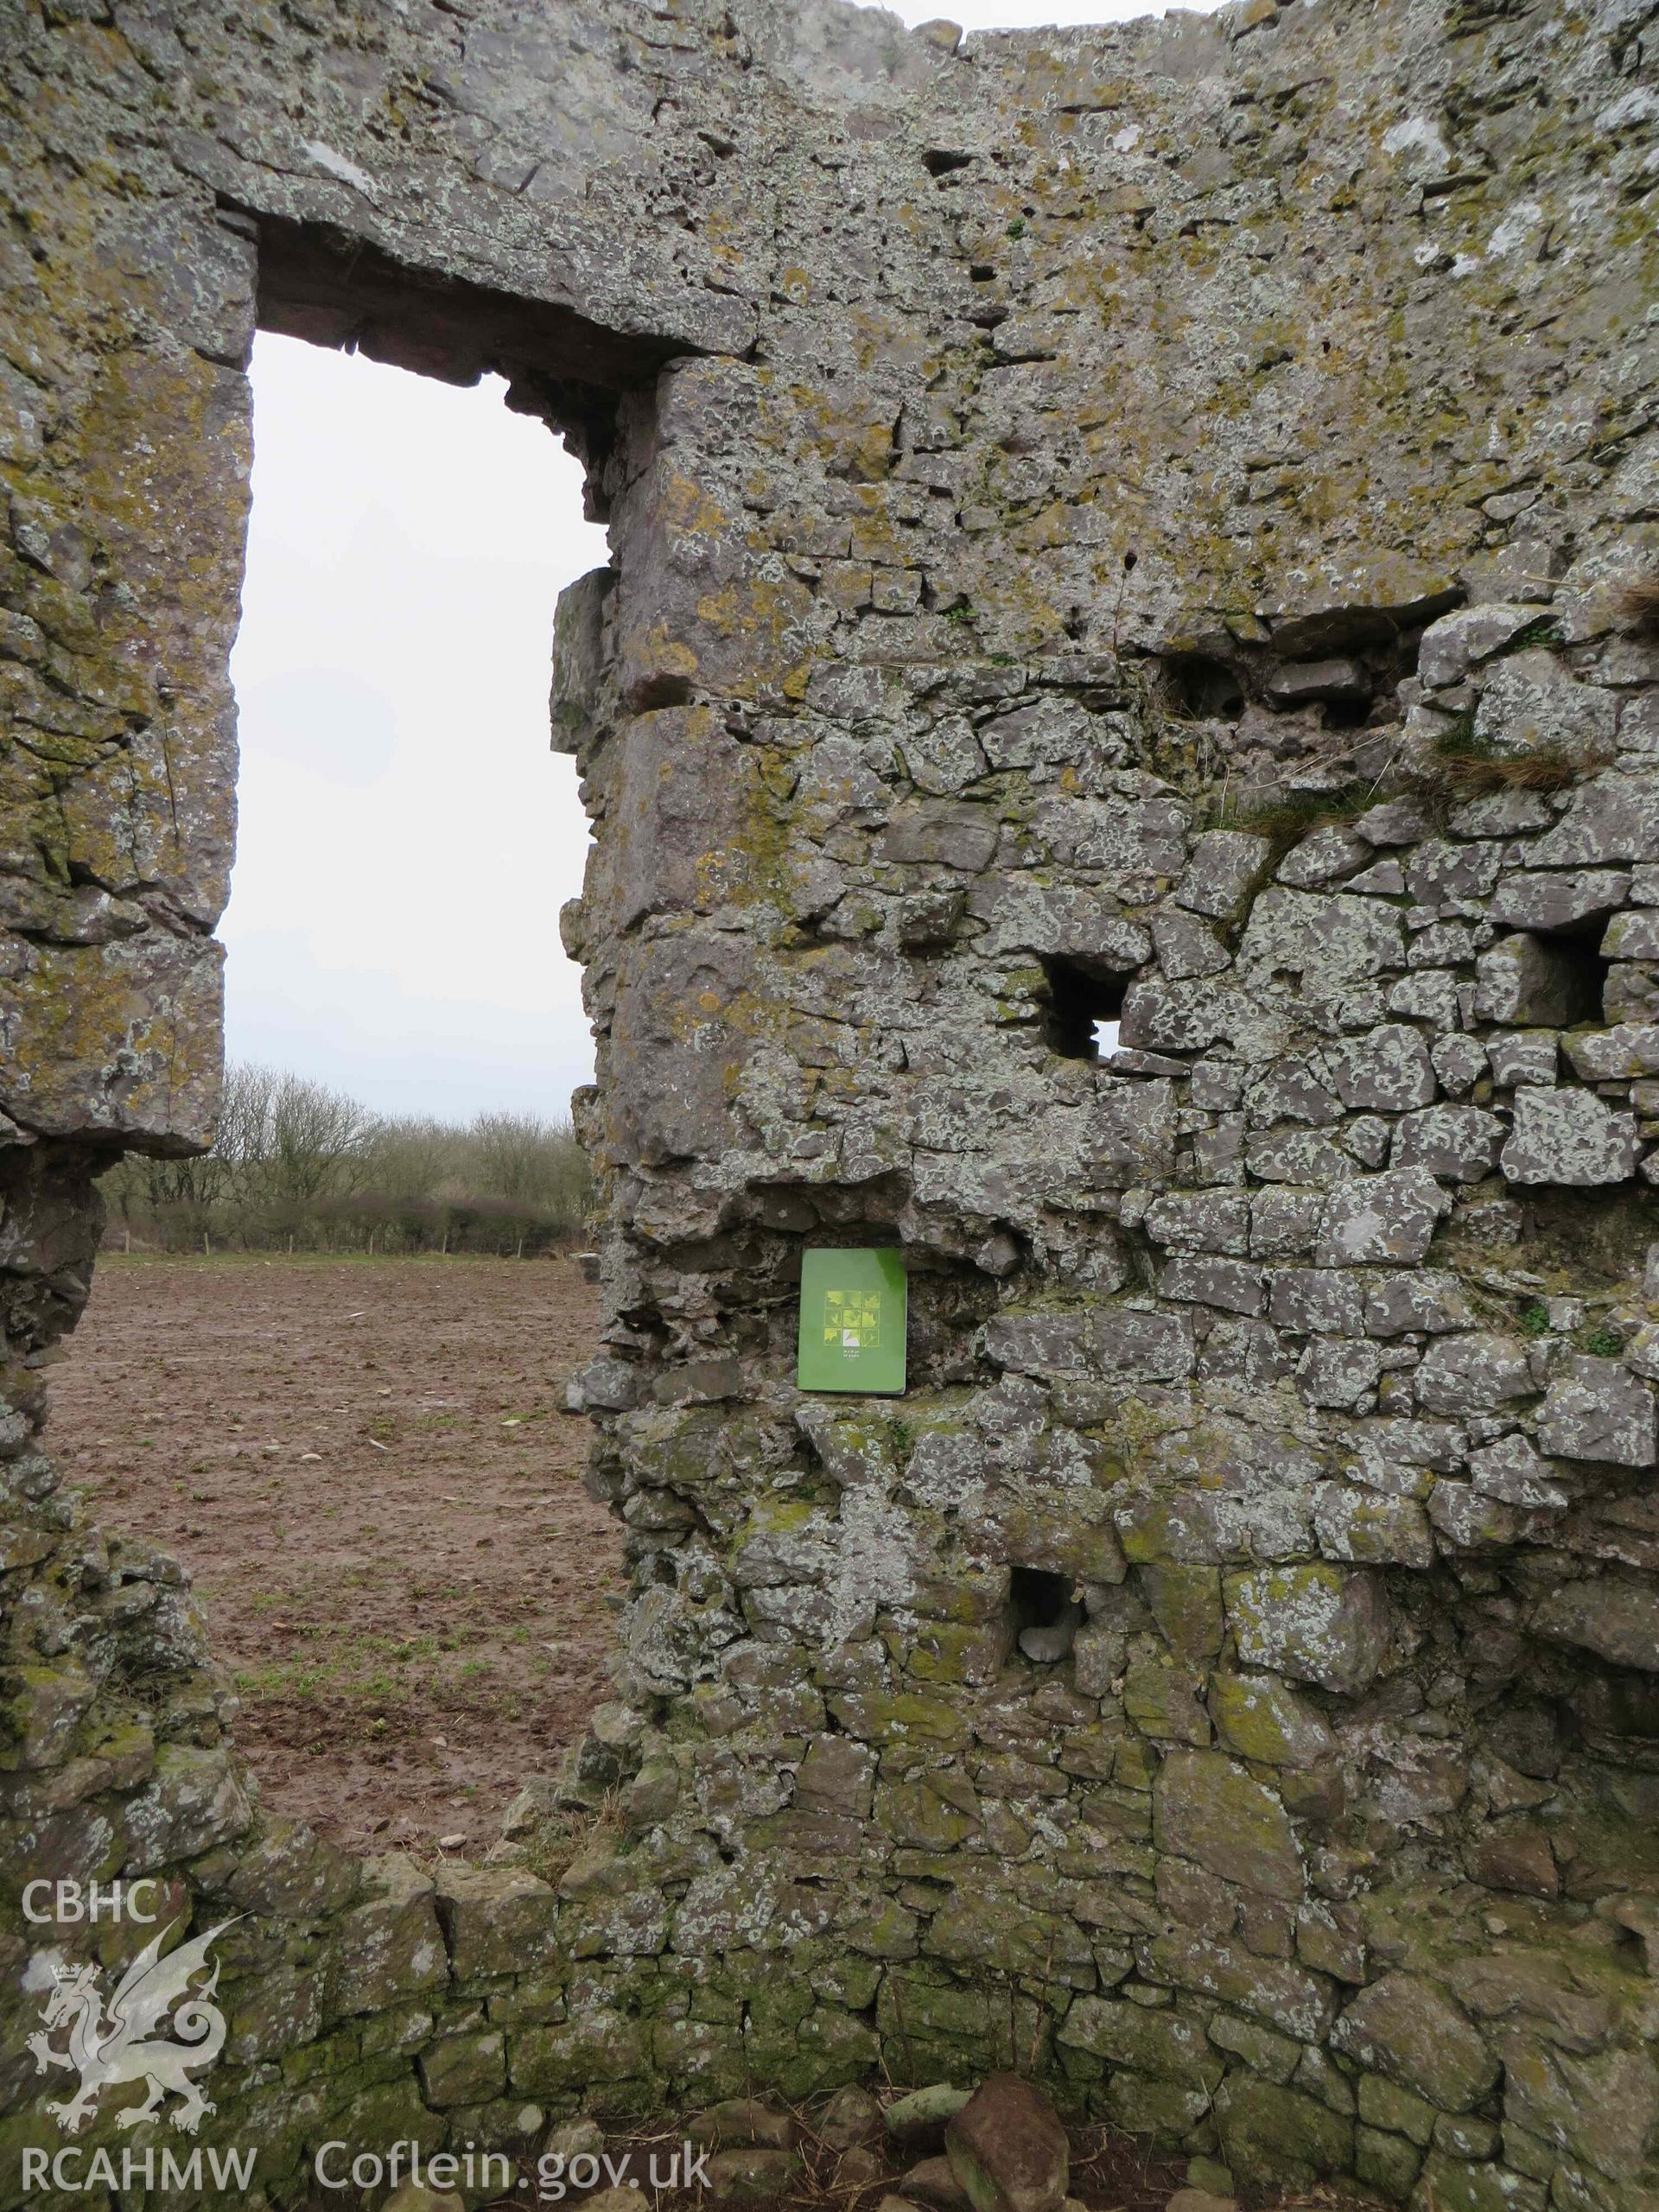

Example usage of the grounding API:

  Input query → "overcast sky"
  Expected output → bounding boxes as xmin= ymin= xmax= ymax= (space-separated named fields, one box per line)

xmin=226 ymin=0 xmax=1205 ymax=1124
xmin=227 ymin=335 xmax=607 ymax=1122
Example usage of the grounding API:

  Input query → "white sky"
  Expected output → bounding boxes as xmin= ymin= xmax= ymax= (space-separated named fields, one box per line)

xmin=227 ymin=334 xmax=607 ymax=1122
xmin=227 ymin=0 xmax=1210 ymax=1124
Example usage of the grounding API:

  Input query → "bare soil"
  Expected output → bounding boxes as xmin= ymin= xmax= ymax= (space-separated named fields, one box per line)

xmin=48 ymin=1252 xmax=619 ymax=1858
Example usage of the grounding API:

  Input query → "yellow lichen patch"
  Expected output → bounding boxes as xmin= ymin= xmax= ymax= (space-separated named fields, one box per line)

xmin=623 ymin=626 xmax=700 ymax=694
xmin=660 ymin=467 xmax=736 ymax=552
xmin=0 ymin=937 xmax=223 ymax=1145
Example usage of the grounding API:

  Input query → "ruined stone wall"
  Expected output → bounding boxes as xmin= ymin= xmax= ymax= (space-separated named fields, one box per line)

xmin=3 ymin=0 xmax=1659 ymax=2202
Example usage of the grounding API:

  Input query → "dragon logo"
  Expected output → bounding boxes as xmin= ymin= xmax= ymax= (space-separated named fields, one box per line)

xmin=27 ymin=1918 xmax=238 ymax=2136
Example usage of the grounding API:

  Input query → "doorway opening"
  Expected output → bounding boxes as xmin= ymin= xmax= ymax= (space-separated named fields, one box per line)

xmin=54 ymin=301 xmax=631 ymax=1861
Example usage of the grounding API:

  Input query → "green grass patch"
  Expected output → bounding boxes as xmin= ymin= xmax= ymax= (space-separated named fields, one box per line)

xmin=1421 ymin=713 xmax=1586 ymax=798
xmin=1496 ymin=613 xmax=1565 ymax=656
xmin=1222 ymin=780 xmax=1375 ymax=848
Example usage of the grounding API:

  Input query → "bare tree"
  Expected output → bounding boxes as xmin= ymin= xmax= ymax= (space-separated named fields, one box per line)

xmin=99 ymin=1065 xmax=590 ymax=1253
xmin=470 ymin=1111 xmax=555 ymax=1206
xmin=256 ymin=1071 xmax=381 ymax=1211
xmin=372 ymin=1115 xmax=462 ymax=1205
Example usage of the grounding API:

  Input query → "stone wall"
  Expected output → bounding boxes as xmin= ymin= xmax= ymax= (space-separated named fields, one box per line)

xmin=3 ymin=0 xmax=1659 ymax=2202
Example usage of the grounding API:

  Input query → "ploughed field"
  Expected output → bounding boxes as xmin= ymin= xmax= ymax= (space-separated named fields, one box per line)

xmin=48 ymin=1252 xmax=619 ymax=1858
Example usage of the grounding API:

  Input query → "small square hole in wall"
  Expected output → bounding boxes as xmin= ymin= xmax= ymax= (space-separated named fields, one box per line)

xmin=1166 ymin=653 xmax=1244 ymax=722
xmin=1534 ymin=926 xmax=1613 ymax=1025
xmin=1009 ymin=1565 xmax=1074 ymax=1634
xmin=1321 ymin=693 xmax=1374 ymax=731
xmin=1039 ymin=957 xmax=1126 ymax=1061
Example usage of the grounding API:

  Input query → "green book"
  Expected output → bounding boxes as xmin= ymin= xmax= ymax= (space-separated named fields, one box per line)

xmin=796 ymin=1248 xmax=908 ymax=1395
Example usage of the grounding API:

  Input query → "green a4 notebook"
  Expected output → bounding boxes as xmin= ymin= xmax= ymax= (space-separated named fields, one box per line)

xmin=797 ymin=1248 xmax=907 ymax=1395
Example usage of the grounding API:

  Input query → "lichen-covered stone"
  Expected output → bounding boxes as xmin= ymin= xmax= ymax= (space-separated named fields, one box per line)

xmin=1298 ymin=1338 xmax=1386 ymax=1411
xmin=1491 ymin=871 xmax=1630 ymax=933
xmin=1498 ymin=2041 xmax=1659 ymax=2181
xmin=1391 ymin=1108 xmax=1503 ymax=1185
xmin=1153 ymin=1751 xmax=1303 ymax=1902
xmin=330 ymin=1857 xmax=449 ymax=2017
xmin=435 ymin=1865 xmax=560 ymax=1981
xmin=1215 ymin=2079 xmax=1353 ymax=2188
xmin=1356 ymin=2125 xmax=1424 ymax=2202
xmin=1414 ymin=1335 xmax=1534 ymax=1416
xmin=1325 ymin=1027 xmax=1437 ymax=1115
xmin=1418 ymin=606 xmax=1537 ymax=690
xmin=1177 ymin=834 xmax=1271 ymax=920
xmin=1209 ymin=1674 xmax=1334 ymax=1770
xmin=1226 ymin=1567 xmax=1389 ymax=1697
xmin=1472 ymin=652 xmax=1617 ymax=759
xmin=1486 ymin=1033 xmax=1559 ymax=1089
xmin=1536 ymin=1357 xmax=1656 ymax=1466
xmin=1122 ymin=1655 xmax=1212 ymax=1746
xmin=1531 ymin=1577 xmax=1659 ymax=1673
xmin=1057 ymin=1996 xmax=1208 ymax=2079
xmin=417 ymin=2030 xmax=508 ymax=2109
xmin=1141 ymin=1931 xmax=1334 ymax=2043
xmin=1313 ymin=1484 xmax=1434 ymax=1570
xmin=1330 ymin=1974 xmax=1498 ymax=2113
xmin=1357 ymin=2075 xmax=1436 ymax=2146
xmin=1500 ymin=1090 xmax=1637 ymax=1186
xmin=1465 ymin=1434 xmax=1566 ymax=1510
xmin=885 ymin=2085 xmax=974 ymax=2152
xmin=1316 ymin=1170 xmax=1450 ymax=1267
xmin=1268 ymin=1269 xmax=1366 ymax=1338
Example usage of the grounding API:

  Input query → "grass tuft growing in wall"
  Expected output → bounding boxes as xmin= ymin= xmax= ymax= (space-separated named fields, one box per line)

xmin=1224 ymin=780 xmax=1376 ymax=847
xmin=1422 ymin=722 xmax=1587 ymax=798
